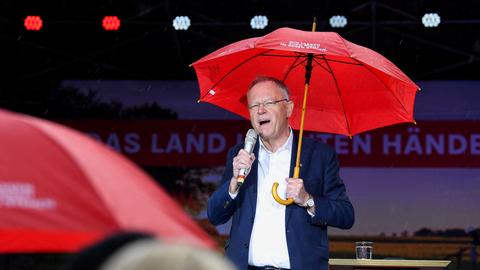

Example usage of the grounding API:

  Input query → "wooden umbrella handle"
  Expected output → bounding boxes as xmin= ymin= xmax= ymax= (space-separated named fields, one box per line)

xmin=272 ymin=182 xmax=294 ymax=205
xmin=271 ymin=166 xmax=301 ymax=205
xmin=271 ymin=18 xmax=316 ymax=206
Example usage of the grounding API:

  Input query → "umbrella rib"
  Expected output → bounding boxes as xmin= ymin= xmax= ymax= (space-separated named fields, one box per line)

xmin=350 ymin=58 xmax=411 ymax=115
xmin=315 ymin=56 xmax=363 ymax=66
xmin=200 ymin=49 xmax=275 ymax=100
xmin=312 ymin=57 xmax=333 ymax=74
xmin=281 ymin=56 xmax=307 ymax=82
xmin=320 ymin=55 xmax=353 ymax=136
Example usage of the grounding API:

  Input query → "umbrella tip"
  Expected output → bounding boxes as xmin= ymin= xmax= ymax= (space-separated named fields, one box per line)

xmin=413 ymin=120 xmax=417 ymax=125
xmin=188 ymin=63 xmax=193 ymax=67
xmin=311 ymin=17 xmax=317 ymax=32
xmin=348 ymin=134 xmax=352 ymax=139
xmin=417 ymin=87 xmax=422 ymax=91
xmin=197 ymin=99 xmax=201 ymax=103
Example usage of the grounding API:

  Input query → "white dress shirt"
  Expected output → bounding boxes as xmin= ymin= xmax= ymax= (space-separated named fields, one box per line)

xmin=248 ymin=130 xmax=293 ymax=268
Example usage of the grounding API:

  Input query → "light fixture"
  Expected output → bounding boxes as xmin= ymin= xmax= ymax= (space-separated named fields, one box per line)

xmin=173 ymin=16 xmax=191 ymax=31
xmin=250 ymin=15 xmax=268 ymax=30
xmin=102 ymin=16 xmax=121 ymax=31
xmin=422 ymin=13 xmax=441 ymax=28
xmin=24 ymin=16 xmax=43 ymax=31
xmin=329 ymin=15 xmax=348 ymax=28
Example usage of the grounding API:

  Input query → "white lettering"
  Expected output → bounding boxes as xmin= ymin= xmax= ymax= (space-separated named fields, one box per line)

xmin=0 ymin=183 xmax=33 ymax=196
xmin=208 ymin=133 xmax=226 ymax=153
xmin=106 ymin=133 xmax=121 ymax=152
xmin=425 ymin=134 xmax=445 ymax=155
xmin=404 ymin=133 xmax=423 ymax=155
xmin=335 ymin=135 xmax=349 ymax=154
xmin=383 ymin=134 xmax=402 ymax=155
xmin=165 ymin=133 xmax=184 ymax=153
xmin=471 ymin=134 xmax=480 ymax=155
xmin=449 ymin=134 xmax=467 ymax=155
xmin=0 ymin=182 xmax=56 ymax=210
xmin=124 ymin=133 xmax=140 ymax=154
xmin=352 ymin=135 xmax=371 ymax=154
xmin=285 ymin=41 xmax=327 ymax=52
xmin=186 ymin=133 xmax=205 ymax=153
xmin=317 ymin=134 xmax=333 ymax=144
xmin=151 ymin=133 xmax=164 ymax=153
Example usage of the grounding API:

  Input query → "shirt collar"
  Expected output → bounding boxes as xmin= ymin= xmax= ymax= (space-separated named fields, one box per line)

xmin=259 ymin=127 xmax=293 ymax=154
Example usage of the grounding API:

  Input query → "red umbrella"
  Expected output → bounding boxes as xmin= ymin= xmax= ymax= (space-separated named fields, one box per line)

xmin=192 ymin=27 xmax=418 ymax=136
xmin=0 ymin=109 xmax=215 ymax=253
xmin=192 ymin=24 xmax=419 ymax=205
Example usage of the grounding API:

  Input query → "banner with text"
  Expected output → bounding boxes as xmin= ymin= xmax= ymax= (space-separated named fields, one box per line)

xmin=64 ymin=120 xmax=480 ymax=167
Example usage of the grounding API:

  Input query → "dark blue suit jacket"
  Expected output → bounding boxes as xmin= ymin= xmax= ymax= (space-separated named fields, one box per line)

xmin=208 ymin=135 xmax=354 ymax=270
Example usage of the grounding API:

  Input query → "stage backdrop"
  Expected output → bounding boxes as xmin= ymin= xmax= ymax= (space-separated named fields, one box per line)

xmin=60 ymin=79 xmax=480 ymax=238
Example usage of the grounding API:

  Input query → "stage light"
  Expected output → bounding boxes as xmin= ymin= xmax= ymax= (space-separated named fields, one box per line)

xmin=250 ymin=15 xmax=268 ymax=29
xmin=422 ymin=13 xmax=441 ymax=27
xmin=173 ymin=16 xmax=191 ymax=30
xmin=329 ymin=15 xmax=348 ymax=28
xmin=102 ymin=16 xmax=121 ymax=31
xmin=24 ymin=16 xmax=43 ymax=31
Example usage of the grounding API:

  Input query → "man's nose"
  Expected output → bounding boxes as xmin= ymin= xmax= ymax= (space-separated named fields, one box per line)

xmin=257 ymin=104 xmax=267 ymax=114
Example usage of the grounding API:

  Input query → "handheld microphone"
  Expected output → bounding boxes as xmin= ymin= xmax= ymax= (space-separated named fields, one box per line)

xmin=237 ymin=129 xmax=258 ymax=188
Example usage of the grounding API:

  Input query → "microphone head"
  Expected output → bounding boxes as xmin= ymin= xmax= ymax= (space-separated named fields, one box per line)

xmin=244 ymin=129 xmax=258 ymax=153
xmin=245 ymin=129 xmax=258 ymax=142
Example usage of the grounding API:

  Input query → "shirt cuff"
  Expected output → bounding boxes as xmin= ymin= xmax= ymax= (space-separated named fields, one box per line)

xmin=307 ymin=208 xmax=315 ymax=217
xmin=229 ymin=191 xmax=238 ymax=199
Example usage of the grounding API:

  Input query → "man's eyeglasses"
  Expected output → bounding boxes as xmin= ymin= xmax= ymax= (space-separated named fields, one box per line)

xmin=248 ymin=99 xmax=289 ymax=111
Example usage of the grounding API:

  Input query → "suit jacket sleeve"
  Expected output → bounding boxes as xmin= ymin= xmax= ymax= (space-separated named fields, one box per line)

xmin=310 ymin=145 xmax=355 ymax=229
xmin=207 ymin=145 xmax=239 ymax=226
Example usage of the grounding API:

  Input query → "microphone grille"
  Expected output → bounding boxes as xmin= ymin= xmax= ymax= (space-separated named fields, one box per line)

xmin=243 ymin=129 xmax=258 ymax=155
xmin=246 ymin=129 xmax=258 ymax=142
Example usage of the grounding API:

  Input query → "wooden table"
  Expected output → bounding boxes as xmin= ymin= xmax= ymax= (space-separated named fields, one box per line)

xmin=329 ymin=259 xmax=451 ymax=270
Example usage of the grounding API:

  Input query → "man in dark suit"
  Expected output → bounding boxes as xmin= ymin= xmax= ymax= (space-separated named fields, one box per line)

xmin=208 ymin=76 xmax=355 ymax=270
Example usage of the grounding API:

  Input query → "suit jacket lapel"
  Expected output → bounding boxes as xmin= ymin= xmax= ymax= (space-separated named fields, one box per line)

xmin=246 ymin=140 xmax=260 ymax=217
xmin=285 ymin=133 xmax=298 ymax=225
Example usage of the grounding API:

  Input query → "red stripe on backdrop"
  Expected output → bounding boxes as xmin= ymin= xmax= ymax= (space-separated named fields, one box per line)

xmin=63 ymin=120 xmax=480 ymax=167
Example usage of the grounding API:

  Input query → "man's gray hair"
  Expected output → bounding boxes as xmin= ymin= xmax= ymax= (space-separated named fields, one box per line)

xmin=248 ymin=76 xmax=290 ymax=99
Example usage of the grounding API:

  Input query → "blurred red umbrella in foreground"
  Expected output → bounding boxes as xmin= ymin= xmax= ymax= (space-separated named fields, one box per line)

xmin=0 ymin=109 xmax=215 ymax=252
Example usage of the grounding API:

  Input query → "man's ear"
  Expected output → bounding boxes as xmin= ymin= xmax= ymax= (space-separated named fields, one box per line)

xmin=286 ymin=100 xmax=294 ymax=118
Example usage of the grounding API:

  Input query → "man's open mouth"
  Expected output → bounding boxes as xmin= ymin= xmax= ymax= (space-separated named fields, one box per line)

xmin=259 ymin=120 xmax=271 ymax=126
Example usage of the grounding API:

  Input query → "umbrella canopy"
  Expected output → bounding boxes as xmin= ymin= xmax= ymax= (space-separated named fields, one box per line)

xmin=0 ymin=109 xmax=215 ymax=253
xmin=192 ymin=27 xmax=419 ymax=136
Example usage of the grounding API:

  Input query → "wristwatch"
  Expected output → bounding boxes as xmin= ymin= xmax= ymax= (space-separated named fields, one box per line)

xmin=303 ymin=195 xmax=315 ymax=209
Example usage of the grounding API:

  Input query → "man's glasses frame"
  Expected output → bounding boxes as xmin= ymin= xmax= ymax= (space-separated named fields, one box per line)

xmin=248 ymin=99 xmax=289 ymax=111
